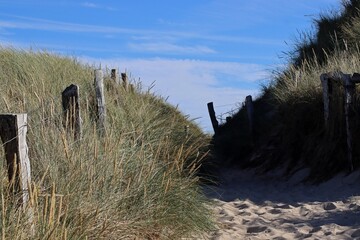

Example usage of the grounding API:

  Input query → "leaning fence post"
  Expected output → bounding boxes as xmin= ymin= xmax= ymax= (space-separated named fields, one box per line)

xmin=0 ymin=114 xmax=31 ymax=207
xmin=207 ymin=102 xmax=219 ymax=134
xmin=95 ymin=69 xmax=106 ymax=135
xmin=245 ymin=95 xmax=254 ymax=136
xmin=343 ymin=73 xmax=355 ymax=172
xmin=62 ymin=84 xmax=82 ymax=141
xmin=320 ymin=74 xmax=331 ymax=128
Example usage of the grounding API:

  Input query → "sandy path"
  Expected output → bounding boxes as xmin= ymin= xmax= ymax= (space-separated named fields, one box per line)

xmin=203 ymin=167 xmax=360 ymax=240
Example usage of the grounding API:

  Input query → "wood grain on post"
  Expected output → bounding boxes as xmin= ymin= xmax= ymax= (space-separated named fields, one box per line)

xmin=0 ymin=114 xmax=31 ymax=206
xmin=207 ymin=102 xmax=219 ymax=134
xmin=95 ymin=69 xmax=106 ymax=135
xmin=62 ymin=84 xmax=82 ymax=140
xmin=121 ymin=72 xmax=129 ymax=91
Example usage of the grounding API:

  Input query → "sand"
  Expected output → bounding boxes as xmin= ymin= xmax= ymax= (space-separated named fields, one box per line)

xmin=203 ymin=167 xmax=360 ymax=240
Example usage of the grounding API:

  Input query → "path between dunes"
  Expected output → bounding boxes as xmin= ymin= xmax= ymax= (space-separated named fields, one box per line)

xmin=202 ymin=167 xmax=360 ymax=240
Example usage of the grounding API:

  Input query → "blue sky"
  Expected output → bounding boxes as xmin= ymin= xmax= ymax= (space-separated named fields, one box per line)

xmin=0 ymin=0 xmax=342 ymax=132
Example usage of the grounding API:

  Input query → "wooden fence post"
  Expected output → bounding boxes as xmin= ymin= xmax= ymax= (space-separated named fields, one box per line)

xmin=62 ymin=84 xmax=82 ymax=140
xmin=245 ymin=95 xmax=254 ymax=136
xmin=343 ymin=73 xmax=355 ymax=172
xmin=185 ymin=125 xmax=189 ymax=138
xmin=207 ymin=102 xmax=219 ymax=134
xmin=0 ymin=114 xmax=31 ymax=207
xmin=121 ymin=73 xmax=129 ymax=91
xmin=320 ymin=73 xmax=331 ymax=128
xmin=95 ymin=69 xmax=106 ymax=135
xmin=111 ymin=69 xmax=120 ymax=85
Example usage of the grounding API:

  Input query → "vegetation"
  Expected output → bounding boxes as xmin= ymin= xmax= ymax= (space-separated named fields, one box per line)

xmin=0 ymin=48 xmax=214 ymax=239
xmin=211 ymin=0 xmax=360 ymax=182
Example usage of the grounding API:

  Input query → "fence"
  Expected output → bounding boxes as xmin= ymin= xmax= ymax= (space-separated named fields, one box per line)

xmin=320 ymin=71 xmax=360 ymax=172
xmin=207 ymin=71 xmax=360 ymax=173
xmin=207 ymin=94 xmax=254 ymax=135
xmin=0 ymin=69 xmax=129 ymax=215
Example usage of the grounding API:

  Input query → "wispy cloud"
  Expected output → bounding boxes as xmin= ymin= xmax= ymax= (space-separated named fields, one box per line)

xmin=82 ymin=2 xmax=97 ymax=8
xmin=0 ymin=16 xmax=134 ymax=34
xmin=81 ymin=57 xmax=268 ymax=132
xmin=81 ymin=2 xmax=117 ymax=11
xmin=0 ymin=15 xmax=282 ymax=46
xmin=128 ymin=42 xmax=216 ymax=55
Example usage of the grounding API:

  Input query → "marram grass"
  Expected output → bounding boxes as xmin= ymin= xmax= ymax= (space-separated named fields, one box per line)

xmin=0 ymin=47 xmax=214 ymax=239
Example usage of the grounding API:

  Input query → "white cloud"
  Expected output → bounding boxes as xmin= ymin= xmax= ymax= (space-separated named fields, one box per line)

xmin=81 ymin=57 xmax=268 ymax=132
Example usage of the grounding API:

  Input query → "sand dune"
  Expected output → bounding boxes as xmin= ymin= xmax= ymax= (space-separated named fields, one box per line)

xmin=203 ymin=167 xmax=360 ymax=239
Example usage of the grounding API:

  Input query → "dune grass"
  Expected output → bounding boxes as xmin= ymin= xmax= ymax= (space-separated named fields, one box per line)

xmin=0 ymin=47 xmax=214 ymax=239
xmin=210 ymin=1 xmax=360 ymax=182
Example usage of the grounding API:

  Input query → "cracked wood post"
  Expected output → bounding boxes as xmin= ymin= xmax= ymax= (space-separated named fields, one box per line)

xmin=343 ymin=73 xmax=355 ymax=172
xmin=95 ymin=69 xmax=106 ymax=135
xmin=207 ymin=102 xmax=219 ymax=134
xmin=62 ymin=84 xmax=82 ymax=141
xmin=0 ymin=114 xmax=31 ymax=207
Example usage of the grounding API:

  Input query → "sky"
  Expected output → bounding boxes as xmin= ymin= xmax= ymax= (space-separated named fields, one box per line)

xmin=0 ymin=0 xmax=342 ymax=132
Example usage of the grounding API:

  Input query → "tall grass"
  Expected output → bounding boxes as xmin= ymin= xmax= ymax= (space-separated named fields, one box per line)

xmin=0 ymin=47 xmax=214 ymax=239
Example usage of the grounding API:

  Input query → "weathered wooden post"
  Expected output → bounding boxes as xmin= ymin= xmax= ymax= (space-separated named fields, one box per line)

xmin=95 ymin=69 xmax=106 ymax=135
xmin=121 ymin=72 xmax=129 ymax=91
xmin=320 ymin=73 xmax=331 ymax=128
xmin=111 ymin=69 xmax=120 ymax=85
xmin=245 ymin=95 xmax=254 ymax=136
xmin=185 ymin=125 xmax=189 ymax=138
xmin=62 ymin=84 xmax=82 ymax=141
xmin=207 ymin=102 xmax=219 ymax=134
xmin=343 ymin=73 xmax=355 ymax=172
xmin=0 ymin=114 xmax=31 ymax=206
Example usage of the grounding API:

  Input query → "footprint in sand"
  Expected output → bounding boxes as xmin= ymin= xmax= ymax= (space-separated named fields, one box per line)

xmin=234 ymin=203 xmax=250 ymax=210
xmin=268 ymin=208 xmax=282 ymax=214
xmin=256 ymin=209 xmax=267 ymax=216
xmin=299 ymin=206 xmax=310 ymax=216
xmin=351 ymin=229 xmax=360 ymax=238
xmin=309 ymin=226 xmax=322 ymax=233
xmin=295 ymin=233 xmax=312 ymax=239
xmin=272 ymin=237 xmax=287 ymax=240
xmin=242 ymin=219 xmax=250 ymax=224
xmin=323 ymin=202 xmax=337 ymax=211
xmin=238 ymin=211 xmax=251 ymax=216
xmin=349 ymin=203 xmax=360 ymax=211
xmin=246 ymin=226 xmax=268 ymax=234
